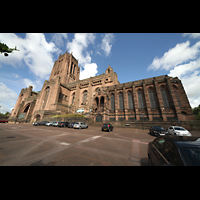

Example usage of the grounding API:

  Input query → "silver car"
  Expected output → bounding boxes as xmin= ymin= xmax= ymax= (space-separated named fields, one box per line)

xmin=73 ymin=122 xmax=88 ymax=129
xmin=168 ymin=126 xmax=192 ymax=136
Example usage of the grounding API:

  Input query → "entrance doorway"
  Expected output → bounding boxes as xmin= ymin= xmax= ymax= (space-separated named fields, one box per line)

xmin=19 ymin=104 xmax=30 ymax=119
xmin=96 ymin=115 xmax=102 ymax=122
xmin=34 ymin=114 xmax=41 ymax=122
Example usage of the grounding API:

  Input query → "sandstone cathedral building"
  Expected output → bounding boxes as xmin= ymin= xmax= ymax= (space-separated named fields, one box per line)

xmin=9 ymin=51 xmax=194 ymax=123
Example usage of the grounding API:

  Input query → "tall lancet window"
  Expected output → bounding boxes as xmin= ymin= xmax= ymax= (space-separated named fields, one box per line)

xmin=161 ymin=88 xmax=170 ymax=107
xmin=83 ymin=91 xmax=87 ymax=104
xmin=138 ymin=90 xmax=144 ymax=109
xmin=119 ymin=93 xmax=124 ymax=110
xmin=128 ymin=91 xmax=133 ymax=109
xmin=149 ymin=88 xmax=156 ymax=108
xmin=43 ymin=87 xmax=50 ymax=109
xmin=111 ymin=93 xmax=115 ymax=111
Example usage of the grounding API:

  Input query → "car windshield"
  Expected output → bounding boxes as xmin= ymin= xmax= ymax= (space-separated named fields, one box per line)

xmin=174 ymin=127 xmax=186 ymax=131
xmin=75 ymin=123 xmax=79 ymax=124
xmin=153 ymin=126 xmax=165 ymax=130
xmin=182 ymin=147 xmax=200 ymax=166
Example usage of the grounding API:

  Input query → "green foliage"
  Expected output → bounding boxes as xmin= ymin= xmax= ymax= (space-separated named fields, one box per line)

xmin=0 ymin=42 xmax=19 ymax=56
xmin=0 ymin=112 xmax=10 ymax=116
xmin=52 ymin=114 xmax=85 ymax=118
xmin=192 ymin=105 xmax=200 ymax=120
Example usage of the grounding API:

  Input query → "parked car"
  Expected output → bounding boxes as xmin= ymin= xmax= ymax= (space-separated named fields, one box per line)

xmin=58 ymin=122 xmax=69 ymax=127
xmin=148 ymin=135 xmax=200 ymax=166
xmin=52 ymin=121 xmax=60 ymax=127
xmin=102 ymin=123 xmax=113 ymax=132
xmin=0 ymin=119 xmax=8 ymax=123
xmin=45 ymin=122 xmax=53 ymax=126
xmin=149 ymin=126 xmax=169 ymax=136
xmin=73 ymin=122 xmax=88 ymax=129
xmin=68 ymin=122 xmax=75 ymax=128
xmin=33 ymin=121 xmax=49 ymax=126
xmin=168 ymin=126 xmax=192 ymax=136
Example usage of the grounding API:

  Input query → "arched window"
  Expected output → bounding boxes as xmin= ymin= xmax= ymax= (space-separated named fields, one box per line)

xmin=119 ymin=93 xmax=124 ymax=110
xmin=95 ymin=87 xmax=100 ymax=92
xmin=111 ymin=93 xmax=115 ymax=111
xmin=173 ymin=85 xmax=181 ymax=107
xmin=128 ymin=91 xmax=133 ymax=109
xmin=71 ymin=93 xmax=75 ymax=104
xmin=138 ymin=90 xmax=144 ymax=108
xmin=161 ymin=88 xmax=170 ymax=107
xmin=70 ymin=62 xmax=73 ymax=74
xmin=83 ymin=91 xmax=87 ymax=104
xmin=100 ymin=96 xmax=104 ymax=111
xmin=73 ymin=65 xmax=76 ymax=74
xmin=149 ymin=88 xmax=156 ymax=108
xmin=43 ymin=87 xmax=50 ymax=109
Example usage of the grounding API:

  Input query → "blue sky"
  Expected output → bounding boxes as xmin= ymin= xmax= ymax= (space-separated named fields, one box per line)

xmin=0 ymin=33 xmax=200 ymax=113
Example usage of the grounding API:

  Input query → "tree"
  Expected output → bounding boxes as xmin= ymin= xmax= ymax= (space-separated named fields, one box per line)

xmin=0 ymin=42 xmax=19 ymax=56
xmin=192 ymin=105 xmax=200 ymax=120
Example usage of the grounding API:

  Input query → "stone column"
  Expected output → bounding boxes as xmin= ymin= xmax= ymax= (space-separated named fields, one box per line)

xmin=123 ymin=85 xmax=128 ymax=121
xmin=142 ymin=83 xmax=153 ymax=121
xmin=114 ymin=88 xmax=118 ymax=121
xmin=154 ymin=80 xmax=167 ymax=121
xmin=132 ymin=84 xmax=140 ymax=121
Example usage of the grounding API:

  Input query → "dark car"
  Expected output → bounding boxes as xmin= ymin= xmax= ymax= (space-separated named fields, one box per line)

xmin=148 ymin=135 xmax=200 ymax=166
xmin=68 ymin=122 xmax=75 ymax=128
xmin=102 ymin=123 xmax=113 ymax=132
xmin=58 ymin=122 xmax=69 ymax=127
xmin=149 ymin=126 xmax=169 ymax=136
xmin=33 ymin=121 xmax=49 ymax=126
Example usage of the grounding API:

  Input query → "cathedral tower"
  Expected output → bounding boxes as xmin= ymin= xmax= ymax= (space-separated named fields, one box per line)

xmin=49 ymin=51 xmax=80 ymax=84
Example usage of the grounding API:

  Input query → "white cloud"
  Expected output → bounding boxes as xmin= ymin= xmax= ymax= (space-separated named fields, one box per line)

xmin=22 ymin=78 xmax=42 ymax=91
xmin=101 ymin=33 xmax=115 ymax=57
xmin=168 ymin=58 xmax=200 ymax=78
xmin=23 ymin=33 xmax=58 ymax=79
xmin=66 ymin=33 xmax=98 ymax=80
xmin=0 ymin=33 xmax=58 ymax=80
xmin=183 ymin=33 xmax=200 ymax=39
xmin=148 ymin=40 xmax=200 ymax=108
xmin=181 ymin=71 xmax=200 ymax=108
xmin=148 ymin=41 xmax=200 ymax=71
xmin=79 ymin=63 xmax=98 ymax=80
xmin=12 ymin=73 xmax=20 ymax=79
xmin=66 ymin=33 xmax=95 ymax=66
xmin=0 ymin=82 xmax=18 ymax=113
xmin=51 ymin=33 xmax=68 ymax=47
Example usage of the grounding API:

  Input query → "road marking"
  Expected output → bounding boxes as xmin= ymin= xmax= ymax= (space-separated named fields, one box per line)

xmin=127 ymin=140 xmax=141 ymax=166
xmin=91 ymin=136 xmax=101 ymax=140
xmin=79 ymin=136 xmax=101 ymax=143
xmin=57 ymin=134 xmax=67 ymax=137
xmin=132 ymin=139 xmax=148 ymax=144
xmin=60 ymin=142 xmax=70 ymax=146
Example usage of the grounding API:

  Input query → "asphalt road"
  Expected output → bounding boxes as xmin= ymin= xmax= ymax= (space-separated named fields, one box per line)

xmin=0 ymin=123 xmax=199 ymax=166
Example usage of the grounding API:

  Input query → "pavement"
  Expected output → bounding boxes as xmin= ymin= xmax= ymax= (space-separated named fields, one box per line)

xmin=0 ymin=123 xmax=199 ymax=166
